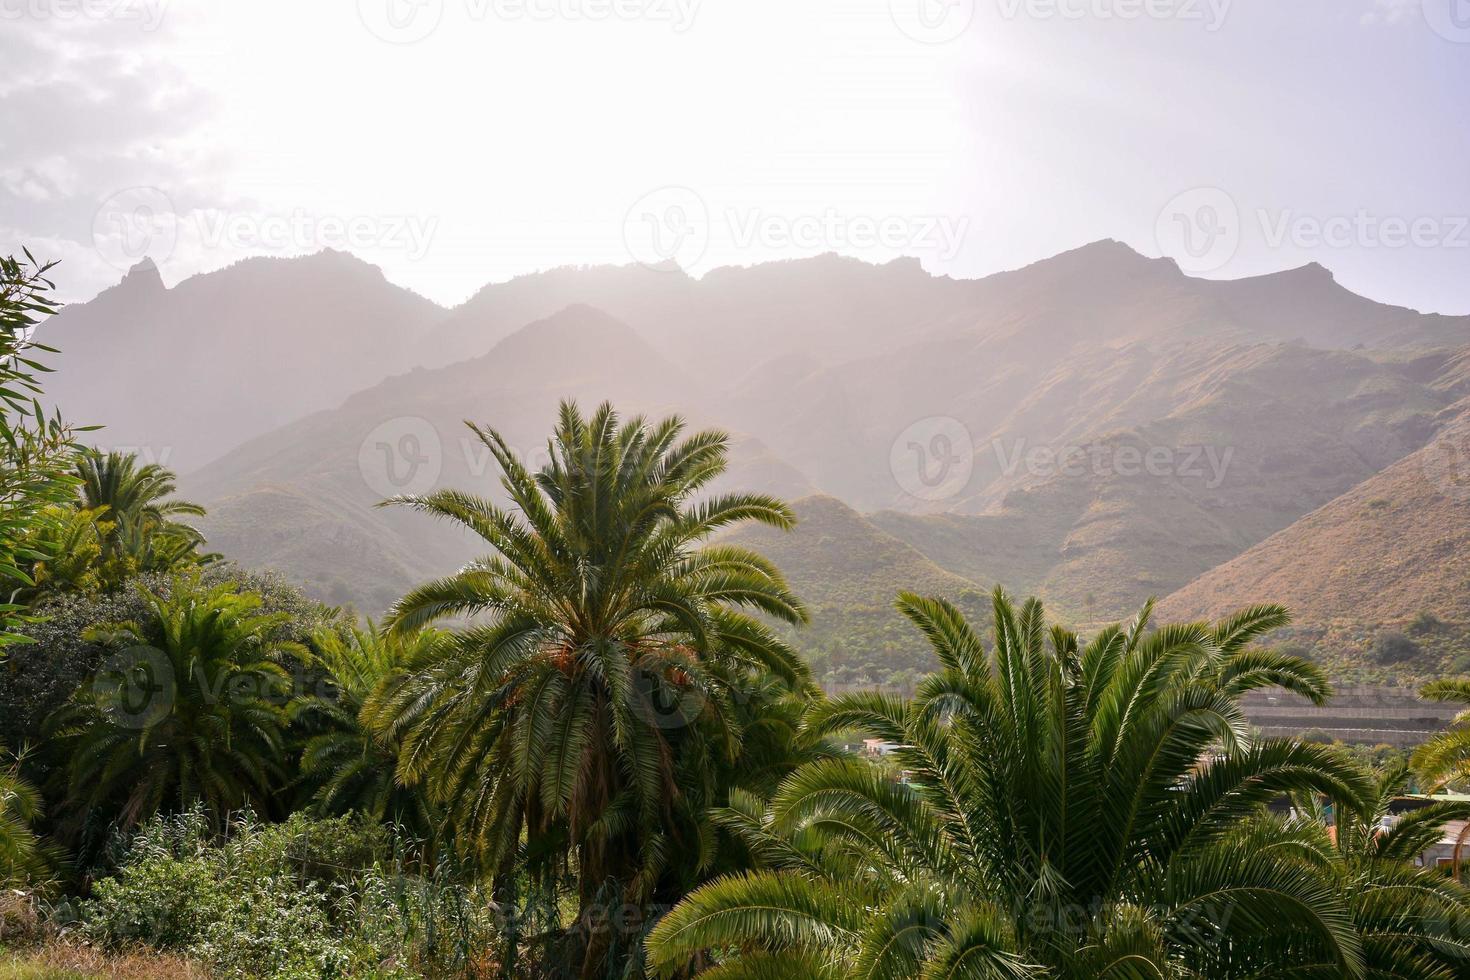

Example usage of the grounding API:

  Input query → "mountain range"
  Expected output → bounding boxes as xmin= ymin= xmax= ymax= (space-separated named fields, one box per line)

xmin=39 ymin=241 xmax=1470 ymax=681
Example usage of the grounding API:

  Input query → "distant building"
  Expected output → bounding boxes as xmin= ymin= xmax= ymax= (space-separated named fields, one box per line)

xmin=862 ymin=739 xmax=900 ymax=757
xmin=1386 ymin=794 xmax=1470 ymax=873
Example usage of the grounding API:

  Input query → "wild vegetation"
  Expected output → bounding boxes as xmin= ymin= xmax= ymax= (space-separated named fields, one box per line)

xmin=6 ymin=254 xmax=1470 ymax=978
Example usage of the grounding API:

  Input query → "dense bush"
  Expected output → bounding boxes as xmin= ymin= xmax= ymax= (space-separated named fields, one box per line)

xmin=1372 ymin=629 xmax=1421 ymax=664
xmin=82 ymin=808 xmax=498 ymax=979
xmin=0 ymin=564 xmax=339 ymax=751
xmin=1408 ymin=610 xmax=1443 ymax=636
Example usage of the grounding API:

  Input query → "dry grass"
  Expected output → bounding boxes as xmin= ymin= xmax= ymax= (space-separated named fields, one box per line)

xmin=0 ymin=943 xmax=206 ymax=980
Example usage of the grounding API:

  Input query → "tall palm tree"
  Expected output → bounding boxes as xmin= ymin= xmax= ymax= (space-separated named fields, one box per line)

xmin=367 ymin=401 xmax=812 ymax=976
xmin=292 ymin=621 xmax=446 ymax=841
xmin=1414 ymin=679 xmax=1470 ymax=791
xmin=47 ymin=579 xmax=297 ymax=831
xmin=649 ymin=591 xmax=1389 ymax=978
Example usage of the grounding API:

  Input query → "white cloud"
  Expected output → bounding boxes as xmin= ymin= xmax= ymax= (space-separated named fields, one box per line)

xmin=1361 ymin=0 xmax=1420 ymax=26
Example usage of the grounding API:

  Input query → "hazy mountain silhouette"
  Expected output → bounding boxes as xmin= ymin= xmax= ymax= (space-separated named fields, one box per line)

xmin=53 ymin=241 xmax=1470 ymax=673
xmin=41 ymin=250 xmax=445 ymax=471
xmin=185 ymin=304 xmax=818 ymax=607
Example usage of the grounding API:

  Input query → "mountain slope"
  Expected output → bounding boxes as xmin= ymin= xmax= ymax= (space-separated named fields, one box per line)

xmin=721 ymin=495 xmax=989 ymax=686
xmin=130 ymin=241 xmax=1470 ymax=680
xmin=1159 ymin=406 xmax=1470 ymax=677
xmin=186 ymin=304 xmax=816 ymax=611
xmin=42 ymin=250 xmax=445 ymax=471
xmin=420 ymin=253 xmax=973 ymax=377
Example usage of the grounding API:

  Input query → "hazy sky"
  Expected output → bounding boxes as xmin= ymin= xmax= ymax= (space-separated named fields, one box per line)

xmin=2 ymin=0 xmax=1468 ymax=312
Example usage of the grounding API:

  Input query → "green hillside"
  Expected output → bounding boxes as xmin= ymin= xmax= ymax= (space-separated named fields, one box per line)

xmin=723 ymin=495 xmax=988 ymax=688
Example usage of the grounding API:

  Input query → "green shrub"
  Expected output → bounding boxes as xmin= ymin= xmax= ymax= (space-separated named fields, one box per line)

xmin=83 ymin=808 xmax=228 ymax=949
xmin=80 ymin=808 xmax=497 ymax=979
xmin=1372 ymin=630 xmax=1420 ymax=665
xmin=1408 ymin=611 xmax=1443 ymax=636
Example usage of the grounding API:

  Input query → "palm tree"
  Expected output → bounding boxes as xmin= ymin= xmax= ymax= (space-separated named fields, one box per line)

xmin=76 ymin=450 xmax=204 ymax=527
xmin=1286 ymin=761 xmax=1470 ymax=971
xmin=74 ymin=450 xmax=212 ymax=572
xmin=0 ymin=746 xmax=49 ymax=886
xmin=1414 ymin=679 xmax=1470 ymax=791
xmin=292 ymin=621 xmax=445 ymax=841
xmin=367 ymin=401 xmax=812 ymax=976
xmin=649 ymin=591 xmax=1390 ymax=978
xmin=46 ymin=579 xmax=297 ymax=831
